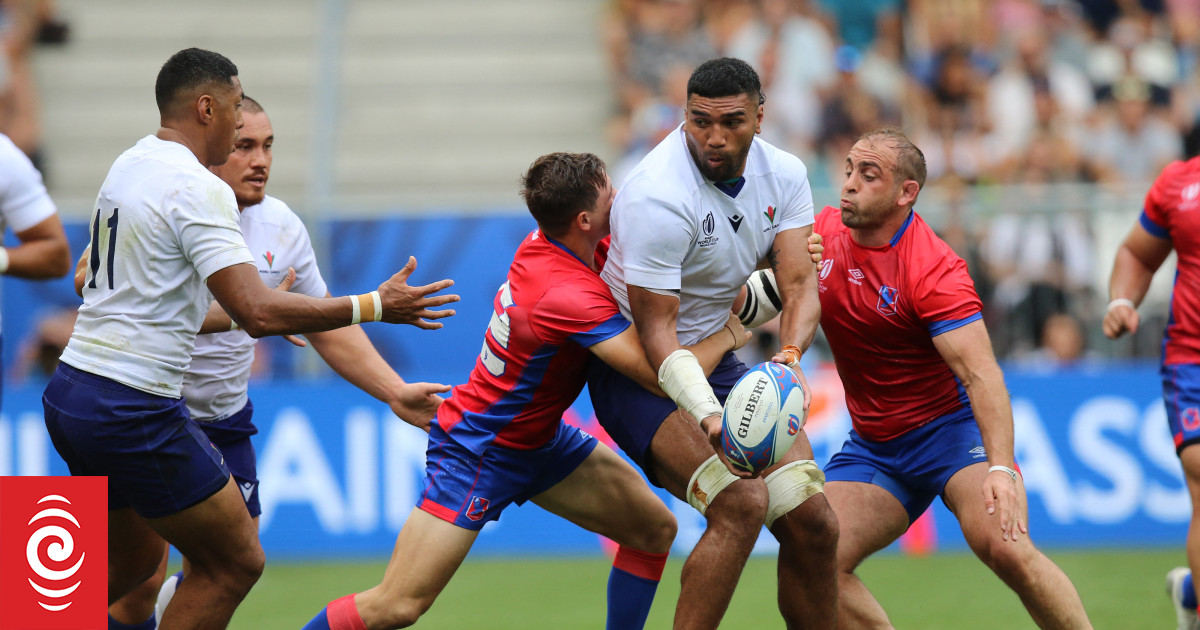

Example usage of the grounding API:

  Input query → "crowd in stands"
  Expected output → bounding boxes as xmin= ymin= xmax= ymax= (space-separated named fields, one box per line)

xmin=603 ymin=0 xmax=1197 ymax=364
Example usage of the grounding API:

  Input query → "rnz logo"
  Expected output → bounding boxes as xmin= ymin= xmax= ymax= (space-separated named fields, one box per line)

xmin=0 ymin=476 xmax=106 ymax=630
xmin=27 ymin=494 xmax=86 ymax=611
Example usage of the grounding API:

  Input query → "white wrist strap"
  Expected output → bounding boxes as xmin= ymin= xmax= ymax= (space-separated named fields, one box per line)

xmin=988 ymin=465 xmax=1018 ymax=481
xmin=0 ymin=246 xmax=10 ymax=274
xmin=658 ymin=349 xmax=722 ymax=423
xmin=1106 ymin=298 xmax=1136 ymax=313
xmin=351 ymin=291 xmax=383 ymax=325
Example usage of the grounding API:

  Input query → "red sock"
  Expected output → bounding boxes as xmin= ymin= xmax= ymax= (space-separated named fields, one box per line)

xmin=327 ymin=594 xmax=367 ymax=630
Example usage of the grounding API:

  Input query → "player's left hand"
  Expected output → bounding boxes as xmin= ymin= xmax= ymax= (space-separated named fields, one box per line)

xmin=700 ymin=414 xmax=755 ymax=479
xmin=983 ymin=468 xmax=1026 ymax=542
xmin=389 ymin=381 xmax=452 ymax=432
xmin=771 ymin=344 xmax=812 ymax=416
xmin=807 ymin=232 xmax=824 ymax=265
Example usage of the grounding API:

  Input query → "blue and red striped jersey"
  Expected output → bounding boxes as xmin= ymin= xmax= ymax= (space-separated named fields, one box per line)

xmin=815 ymin=206 xmax=983 ymax=441
xmin=435 ymin=231 xmax=629 ymax=451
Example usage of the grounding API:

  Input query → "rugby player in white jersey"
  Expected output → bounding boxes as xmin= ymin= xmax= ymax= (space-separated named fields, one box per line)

xmin=42 ymin=48 xmax=458 ymax=630
xmin=98 ymin=95 xmax=453 ymax=630
xmin=0 ymin=130 xmax=71 ymax=401
xmin=586 ymin=57 xmax=836 ymax=628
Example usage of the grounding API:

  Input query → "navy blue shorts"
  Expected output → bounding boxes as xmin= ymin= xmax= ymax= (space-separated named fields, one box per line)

xmin=194 ymin=400 xmax=260 ymax=517
xmin=419 ymin=421 xmax=597 ymax=531
xmin=587 ymin=352 xmax=747 ymax=476
xmin=824 ymin=407 xmax=988 ymax=525
xmin=1162 ymin=363 xmax=1200 ymax=454
xmin=42 ymin=363 xmax=231 ymax=519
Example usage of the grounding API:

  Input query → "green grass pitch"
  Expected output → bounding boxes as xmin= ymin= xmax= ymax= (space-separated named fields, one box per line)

xmin=229 ymin=548 xmax=1180 ymax=628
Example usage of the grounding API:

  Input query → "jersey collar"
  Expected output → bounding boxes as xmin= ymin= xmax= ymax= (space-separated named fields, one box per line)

xmin=543 ymin=232 xmax=591 ymax=268
xmin=889 ymin=210 xmax=916 ymax=247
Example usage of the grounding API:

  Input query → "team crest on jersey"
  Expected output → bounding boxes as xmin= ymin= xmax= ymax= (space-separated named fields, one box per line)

xmin=466 ymin=496 xmax=491 ymax=521
xmin=1183 ymin=183 xmax=1200 ymax=211
xmin=1183 ymin=407 xmax=1200 ymax=432
xmin=698 ymin=211 xmax=719 ymax=247
xmin=764 ymin=205 xmax=776 ymax=224
xmin=262 ymin=251 xmax=275 ymax=269
xmin=877 ymin=285 xmax=898 ymax=315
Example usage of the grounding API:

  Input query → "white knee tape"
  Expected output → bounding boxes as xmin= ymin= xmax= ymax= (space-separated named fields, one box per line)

xmin=686 ymin=454 xmax=739 ymax=516
xmin=764 ymin=459 xmax=825 ymax=529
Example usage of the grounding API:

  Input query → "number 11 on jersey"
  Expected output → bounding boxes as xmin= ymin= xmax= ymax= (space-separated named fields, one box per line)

xmin=87 ymin=207 xmax=118 ymax=290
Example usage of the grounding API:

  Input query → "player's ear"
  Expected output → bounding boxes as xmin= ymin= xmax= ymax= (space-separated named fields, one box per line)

xmin=576 ymin=210 xmax=591 ymax=232
xmin=196 ymin=94 xmax=214 ymax=124
xmin=755 ymin=103 xmax=763 ymax=134
xmin=897 ymin=179 xmax=920 ymax=208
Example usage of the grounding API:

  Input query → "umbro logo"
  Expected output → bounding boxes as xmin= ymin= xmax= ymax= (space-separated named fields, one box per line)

xmin=969 ymin=446 xmax=986 ymax=458
xmin=728 ymin=214 xmax=743 ymax=232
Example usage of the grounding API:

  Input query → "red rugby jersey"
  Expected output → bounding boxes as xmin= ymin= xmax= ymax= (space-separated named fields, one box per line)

xmin=436 ymin=231 xmax=629 ymax=451
xmin=1141 ymin=158 xmax=1200 ymax=365
xmin=815 ymin=206 xmax=983 ymax=441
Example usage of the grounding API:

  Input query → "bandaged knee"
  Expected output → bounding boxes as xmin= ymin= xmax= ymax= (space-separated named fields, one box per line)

xmin=686 ymin=454 xmax=739 ymax=516
xmin=764 ymin=459 xmax=825 ymax=529
xmin=738 ymin=269 xmax=782 ymax=328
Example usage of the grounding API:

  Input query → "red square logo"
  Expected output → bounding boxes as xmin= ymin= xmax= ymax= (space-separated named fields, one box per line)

xmin=0 ymin=476 xmax=107 ymax=630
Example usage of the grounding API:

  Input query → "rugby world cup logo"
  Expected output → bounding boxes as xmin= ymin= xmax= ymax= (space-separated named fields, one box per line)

xmin=0 ymin=476 xmax=106 ymax=630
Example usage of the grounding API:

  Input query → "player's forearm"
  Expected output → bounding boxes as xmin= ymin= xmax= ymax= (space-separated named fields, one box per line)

xmin=628 ymin=285 xmax=684 ymax=369
xmin=197 ymin=301 xmax=235 ymax=334
xmin=234 ymin=291 xmax=358 ymax=338
xmin=1107 ymin=246 xmax=1156 ymax=304
xmin=4 ymin=238 xmax=72 ymax=279
xmin=307 ymin=325 xmax=404 ymax=402
xmin=771 ymin=227 xmax=820 ymax=352
xmin=965 ymin=364 xmax=1016 ymax=467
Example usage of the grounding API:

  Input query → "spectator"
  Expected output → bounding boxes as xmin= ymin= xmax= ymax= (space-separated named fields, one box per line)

xmin=1084 ymin=74 xmax=1182 ymax=184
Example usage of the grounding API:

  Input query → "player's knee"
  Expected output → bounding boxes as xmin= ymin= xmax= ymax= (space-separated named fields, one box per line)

xmin=379 ymin=595 xmax=436 ymax=628
xmin=970 ymin=534 xmax=1035 ymax=583
xmin=643 ymin=509 xmax=678 ymax=554
xmin=706 ymin=478 xmax=769 ymax=529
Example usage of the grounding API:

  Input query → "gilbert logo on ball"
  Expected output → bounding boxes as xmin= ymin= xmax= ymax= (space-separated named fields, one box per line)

xmin=721 ymin=362 xmax=807 ymax=473
xmin=0 ymin=476 xmax=107 ymax=630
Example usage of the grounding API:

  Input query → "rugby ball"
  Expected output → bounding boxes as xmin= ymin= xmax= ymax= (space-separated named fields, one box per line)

xmin=720 ymin=362 xmax=806 ymax=473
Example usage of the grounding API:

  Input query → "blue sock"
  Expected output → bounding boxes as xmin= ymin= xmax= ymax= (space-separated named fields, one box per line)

xmin=301 ymin=608 xmax=332 ymax=630
xmin=606 ymin=546 xmax=667 ymax=630
xmin=1184 ymin=572 xmax=1198 ymax=609
xmin=108 ymin=613 xmax=155 ymax=630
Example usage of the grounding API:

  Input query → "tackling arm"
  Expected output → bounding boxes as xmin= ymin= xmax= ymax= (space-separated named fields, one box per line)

xmin=1103 ymin=222 xmax=1173 ymax=339
xmin=589 ymin=312 xmax=750 ymax=394
xmin=932 ymin=319 xmax=1024 ymax=541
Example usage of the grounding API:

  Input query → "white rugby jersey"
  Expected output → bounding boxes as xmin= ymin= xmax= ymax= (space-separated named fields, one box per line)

xmin=184 ymin=195 xmax=328 ymax=421
xmin=0 ymin=133 xmax=57 ymax=332
xmin=62 ymin=136 xmax=254 ymax=397
xmin=602 ymin=125 xmax=814 ymax=345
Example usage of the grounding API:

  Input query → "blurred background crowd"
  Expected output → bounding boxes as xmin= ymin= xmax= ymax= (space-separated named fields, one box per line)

xmin=603 ymin=0 xmax=1200 ymax=366
xmin=7 ymin=0 xmax=1200 ymax=383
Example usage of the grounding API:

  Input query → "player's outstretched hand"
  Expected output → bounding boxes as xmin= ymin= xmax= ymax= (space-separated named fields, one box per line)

xmin=808 ymin=232 xmax=824 ymax=265
xmin=275 ymin=267 xmax=307 ymax=347
xmin=378 ymin=256 xmax=460 ymax=329
xmin=390 ymin=381 xmax=453 ymax=432
xmin=1102 ymin=301 xmax=1139 ymax=339
xmin=700 ymin=414 xmax=756 ymax=479
xmin=771 ymin=345 xmax=812 ymax=416
xmin=983 ymin=468 xmax=1026 ymax=542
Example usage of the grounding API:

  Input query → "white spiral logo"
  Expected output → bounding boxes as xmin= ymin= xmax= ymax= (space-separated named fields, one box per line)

xmin=26 ymin=494 xmax=85 ymax=612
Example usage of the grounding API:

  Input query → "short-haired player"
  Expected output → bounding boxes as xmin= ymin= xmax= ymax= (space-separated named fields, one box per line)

xmin=43 ymin=48 xmax=458 ymax=630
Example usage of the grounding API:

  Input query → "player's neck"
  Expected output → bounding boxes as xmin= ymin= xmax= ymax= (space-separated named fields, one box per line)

xmin=155 ymin=126 xmax=205 ymax=164
xmin=554 ymin=231 xmax=599 ymax=271
xmin=850 ymin=209 xmax=911 ymax=248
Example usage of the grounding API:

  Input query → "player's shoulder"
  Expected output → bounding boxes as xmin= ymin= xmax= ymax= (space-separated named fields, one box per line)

xmin=0 ymin=132 xmax=27 ymax=166
xmin=1150 ymin=157 xmax=1200 ymax=194
xmin=898 ymin=211 xmax=963 ymax=270
xmin=749 ymin=135 xmax=808 ymax=182
xmin=620 ymin=129 xmax=699 ymax=205
xmin=244 ymin=195 xmax=305 ymax=227
xmin=814 ymin=205 xmax=844 ymax=232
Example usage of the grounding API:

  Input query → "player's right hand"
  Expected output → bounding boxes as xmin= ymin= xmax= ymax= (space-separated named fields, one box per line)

xmin=378 ymin=256 xmax=460 ymax=329
xmin=723 ymin=313 xmax=751 ymax=351
xmin=807 ymin=232 xmax=824 ymax=265
xmin=1102 ymin=302 xmax=1139 ymax=339
xmin=700 ymin=414 xmax=755 ymax=479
